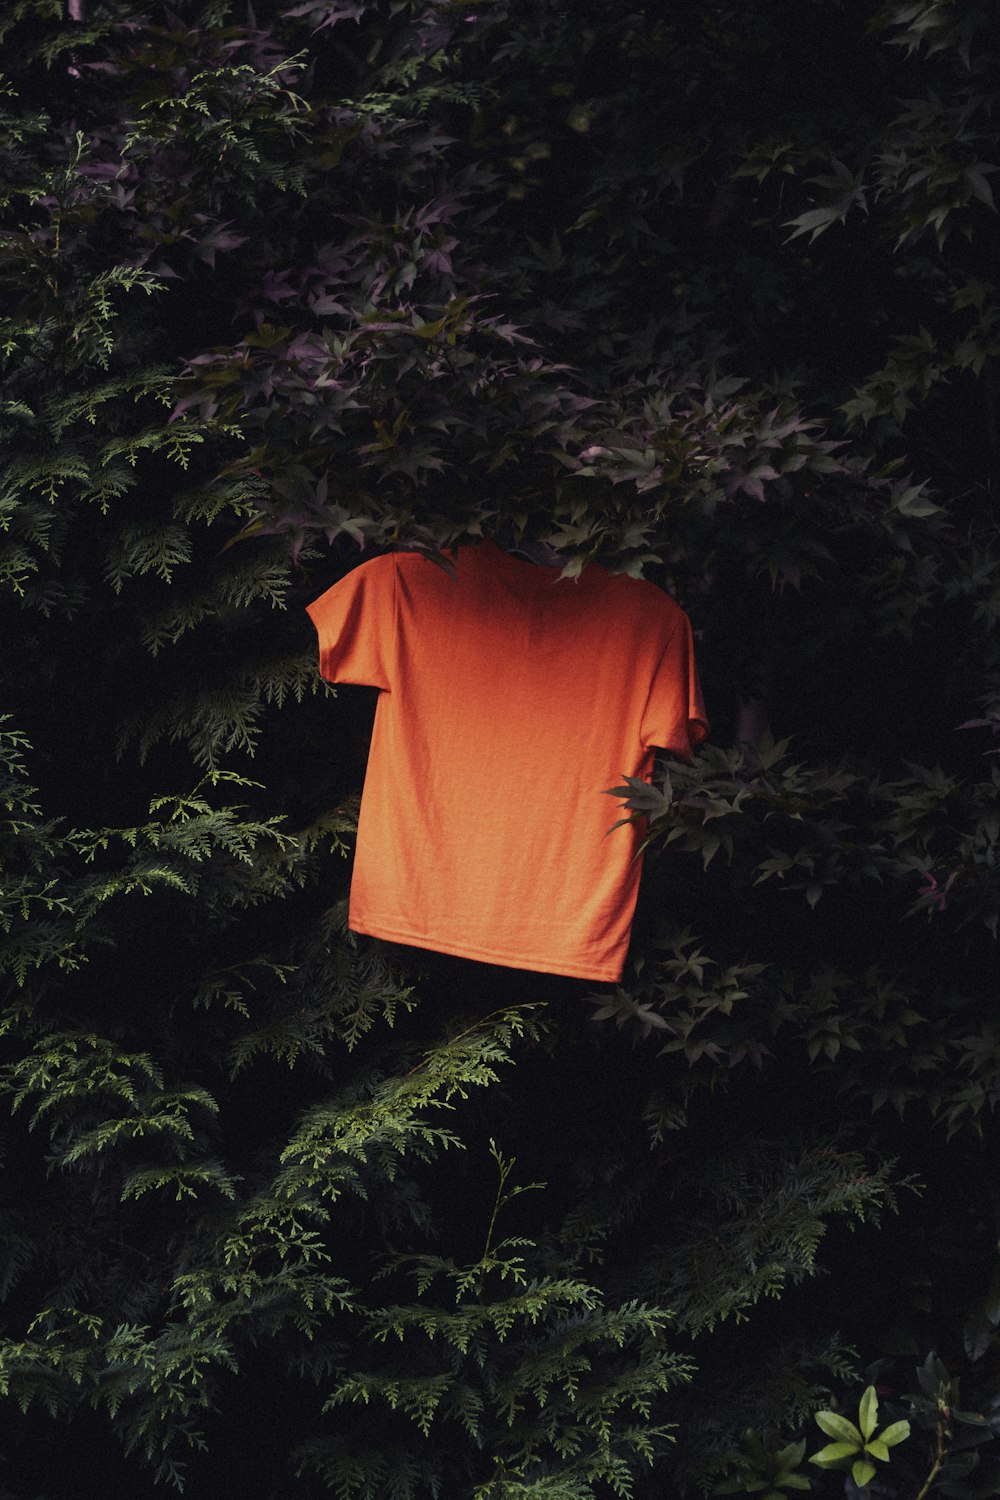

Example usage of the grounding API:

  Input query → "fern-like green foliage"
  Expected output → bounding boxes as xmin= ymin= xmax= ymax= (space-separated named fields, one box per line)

xmin=299 ymin=1138 xmax=693 ymax=1499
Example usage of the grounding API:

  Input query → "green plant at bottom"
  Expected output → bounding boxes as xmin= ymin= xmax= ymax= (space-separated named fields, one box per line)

xmin=715 ymin=1430 xmax=812 ymax=1500
xmin=809 ymin=1384 xmax=911 ymax=1490
xmin=715 ymin=1384 xmax=912 ymax=1499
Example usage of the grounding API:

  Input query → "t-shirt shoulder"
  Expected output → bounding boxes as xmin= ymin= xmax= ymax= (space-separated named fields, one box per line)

xmin=608 ymin=566 xmax=683 ymax=609
xmin=306 ymin=552 xmax=399 ymax=690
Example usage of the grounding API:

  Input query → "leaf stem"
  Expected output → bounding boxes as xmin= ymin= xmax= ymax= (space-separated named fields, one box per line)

xmin=914 ymin=1416 xmax=950 ymax=1500
xmin=481 ymin=1139 xmax=513 ymax=1265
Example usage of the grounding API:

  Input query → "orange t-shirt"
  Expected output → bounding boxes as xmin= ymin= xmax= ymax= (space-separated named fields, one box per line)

xmin=306 ymin=540 xmax=707 ymax=981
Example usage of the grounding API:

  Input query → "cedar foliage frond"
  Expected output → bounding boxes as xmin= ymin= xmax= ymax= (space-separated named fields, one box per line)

xmin=116 ymin=653 xmax=318 ymax=767
xmin=647 ymin=1139 xmax=904 ymax=1335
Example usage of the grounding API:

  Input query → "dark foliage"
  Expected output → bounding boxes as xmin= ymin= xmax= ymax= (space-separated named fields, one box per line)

xmin=2 ymin=1 xmax=1000 ymax=1495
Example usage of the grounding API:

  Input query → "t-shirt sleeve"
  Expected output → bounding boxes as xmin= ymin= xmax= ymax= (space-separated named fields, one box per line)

xmin=639 ymin=609 xmax=709 ymax=758
xmin=306 ymin=554 xmax=397 ymax=690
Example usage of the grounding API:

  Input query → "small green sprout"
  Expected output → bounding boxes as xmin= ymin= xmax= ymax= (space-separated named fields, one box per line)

xmin=810 ymin=1384 xmax=911 ymax=1490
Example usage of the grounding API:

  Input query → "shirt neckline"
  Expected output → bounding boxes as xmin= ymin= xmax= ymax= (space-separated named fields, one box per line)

xmin=475 ymin=538 xmax=577 ymax=591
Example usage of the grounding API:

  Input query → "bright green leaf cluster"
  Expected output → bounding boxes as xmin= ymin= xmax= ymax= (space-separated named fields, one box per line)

xmin=810 ymin=1385 xmax=910 ymax=1489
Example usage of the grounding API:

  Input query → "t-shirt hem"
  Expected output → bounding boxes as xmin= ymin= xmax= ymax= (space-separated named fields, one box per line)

xmin=348 ymin=917 xmax=623 ymax=983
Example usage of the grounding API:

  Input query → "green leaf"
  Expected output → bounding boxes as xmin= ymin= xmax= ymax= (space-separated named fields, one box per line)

xmin=964 ymin=165 xmax=996 ymax=210
xmin=815 ymin=1410 xmax=863 ymax=1444
xmin=866 ymin=1439 xmax=889 ymax=1462
xmin=852 ymin=1457 xmax=877 ymax=1488
xmin=878 ymin=1420 xmax=911 ymax=1447
xmin=952 ymin=1410 xmax=989 ymax=1427
xmin=810 ymin=1442 xmax=859 ymax=1466
xmin=858 ymin=1384 xmax=878 ymax=1440
xmin=891 ymin=480 xmax=941 ymax=518
xmin=784 ymin=206 xmax=841 ymax=242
